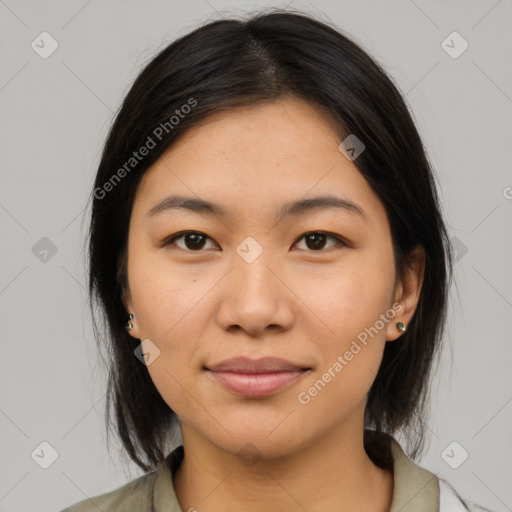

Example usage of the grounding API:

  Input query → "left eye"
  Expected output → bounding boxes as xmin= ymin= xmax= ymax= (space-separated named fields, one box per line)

xmin=294 ymin=232 xmax=346 ymax=251
xmin=162 ymin=231 xmax=346 ymax=252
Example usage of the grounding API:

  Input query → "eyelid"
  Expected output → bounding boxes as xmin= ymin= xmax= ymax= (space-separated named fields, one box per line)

xmin=161 ymin=230 xmax=349 ymax=252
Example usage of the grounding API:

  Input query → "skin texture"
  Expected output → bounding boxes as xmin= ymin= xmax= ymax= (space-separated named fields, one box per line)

xmin=123 ymin=96 xmax=425 ymax=512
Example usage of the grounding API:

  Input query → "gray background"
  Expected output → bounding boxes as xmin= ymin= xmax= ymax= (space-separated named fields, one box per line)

xmin=1 ymin=0 xmax=511 ymax=511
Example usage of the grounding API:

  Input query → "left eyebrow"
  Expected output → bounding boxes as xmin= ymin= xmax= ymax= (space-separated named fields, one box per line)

xmin=146 ymin=194 xmax=368 ymax=222
xmin=278 ymin=195 xmax=368 ymax=222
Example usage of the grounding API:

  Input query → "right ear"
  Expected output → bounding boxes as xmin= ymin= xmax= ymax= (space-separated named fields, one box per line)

xmin=121 ymin=287 xmax=141 ymax=339
xmin=121 ymin=287 xmax=132 ymax=312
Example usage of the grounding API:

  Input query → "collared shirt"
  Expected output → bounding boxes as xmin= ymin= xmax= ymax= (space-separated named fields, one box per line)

xmin=59 ymin=436 xmax=469 ymax=511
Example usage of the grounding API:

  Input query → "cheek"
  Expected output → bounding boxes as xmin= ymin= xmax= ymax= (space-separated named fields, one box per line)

xmin=127 ymin=241 xmax=208 ymax=339
xmin=131 ymin=273 xmax=207 ymax=416
xmin=299 ymin=250 xmax=394 ymax=336
xmin=303 ymin=251 xmax=395 ymax=384
xmin=296 ymin=275 xmax=392 ymax=420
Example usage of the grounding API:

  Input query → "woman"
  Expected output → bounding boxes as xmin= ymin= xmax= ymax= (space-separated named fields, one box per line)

xmin=60 ymin=8 xmax=486 ymax=512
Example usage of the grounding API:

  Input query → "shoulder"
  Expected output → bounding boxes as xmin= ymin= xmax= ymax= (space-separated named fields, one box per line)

xmin=58 ymin=470 xmax=158 ymax=512
xmin=58 ymin=445 xmax=185 ymax=512
xmin=381 ymin=432 xmax=473 ymax=512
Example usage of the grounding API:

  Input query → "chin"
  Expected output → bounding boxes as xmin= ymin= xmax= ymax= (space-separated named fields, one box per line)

xmin=197 ymin=422 xmax=308 ymax=462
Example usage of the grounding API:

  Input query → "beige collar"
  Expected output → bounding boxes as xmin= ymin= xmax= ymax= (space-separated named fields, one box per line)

xmin=389 ymin=437 xmax=439 ymax=511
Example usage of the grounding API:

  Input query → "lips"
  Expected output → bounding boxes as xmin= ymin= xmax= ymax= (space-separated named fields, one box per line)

xmin=205 ymin=357 xmax=311 ymax=397
xmin=206 ymin=356 xmax=310 ymax=373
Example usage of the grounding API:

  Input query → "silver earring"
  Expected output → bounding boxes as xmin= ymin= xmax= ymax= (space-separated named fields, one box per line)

xmin=396 ymin=321 xmax=407 ymax=332
xmin=126 ymin=313 xmax=134 ymax=331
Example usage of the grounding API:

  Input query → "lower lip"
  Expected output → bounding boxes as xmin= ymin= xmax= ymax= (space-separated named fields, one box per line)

xmin=208 ymin=370 xmax=307 ymax=397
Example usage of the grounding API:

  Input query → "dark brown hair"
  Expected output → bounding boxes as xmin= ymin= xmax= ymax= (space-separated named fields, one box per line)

xmin=87 ymin=8 xmax=453 ymax=472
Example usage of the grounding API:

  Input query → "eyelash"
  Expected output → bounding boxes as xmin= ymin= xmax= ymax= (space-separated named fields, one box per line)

xmin=161 ymin=230 xmax=348 ymax=253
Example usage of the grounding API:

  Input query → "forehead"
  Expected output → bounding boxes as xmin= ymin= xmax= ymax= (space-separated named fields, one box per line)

xmin=132 ymin=97 xmax=387 ymax=227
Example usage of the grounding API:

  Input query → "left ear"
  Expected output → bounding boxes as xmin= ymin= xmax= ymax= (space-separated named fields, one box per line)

xmin=386 ymin=245 xmax=425 ymax=342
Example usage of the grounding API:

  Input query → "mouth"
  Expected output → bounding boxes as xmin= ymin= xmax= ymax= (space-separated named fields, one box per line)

xmin=204 ymin=357 xmax=312 ymax=398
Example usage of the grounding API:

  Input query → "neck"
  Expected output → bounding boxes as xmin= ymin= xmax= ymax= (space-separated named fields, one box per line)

xmin=173 ymin=415 xmax=393 ymax=512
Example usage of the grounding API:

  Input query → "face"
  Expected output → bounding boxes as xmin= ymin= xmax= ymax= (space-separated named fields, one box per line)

xmin=123 ymin=96 xmax=423 ymax=460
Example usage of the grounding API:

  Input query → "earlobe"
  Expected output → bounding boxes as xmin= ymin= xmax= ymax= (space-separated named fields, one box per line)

xmin=124 ymin=312 xmax=140 ymax=339
xmin=386 ymin=245 xmax=425 ymax=342
xmin=386 ymin=319 xmax=407 ymax=342
xmin=121 ymin=288 xmax=139 ymax=338
xmin=126 ymin=313 xmax=135 ymax=331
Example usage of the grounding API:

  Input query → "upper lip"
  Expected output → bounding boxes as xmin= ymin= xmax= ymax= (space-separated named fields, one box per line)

xmin=206 ymin=357 xmax=310 ymax=373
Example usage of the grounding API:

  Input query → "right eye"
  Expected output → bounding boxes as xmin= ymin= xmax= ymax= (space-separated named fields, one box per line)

xmin=161 ymin=231 xmax=219 ymax=252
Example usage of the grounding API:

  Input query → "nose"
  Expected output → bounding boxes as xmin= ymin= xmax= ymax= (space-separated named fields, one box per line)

xmin=215 ymin=249 xmax=295 ymax=337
